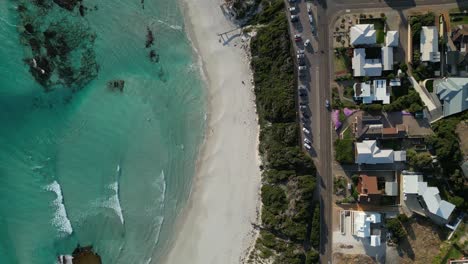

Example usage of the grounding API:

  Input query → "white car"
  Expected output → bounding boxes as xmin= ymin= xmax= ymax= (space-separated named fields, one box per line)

xmin=289 ymin=7 xmax=296 ymax=12
xmin=302 ymin=127 xmax=310 ymax=134
xmin=297 ymin=54 xmax=305 ymax=59
xmin=298 ymin=66 xmax=307 ymax=71
xmin=297 ymin=49 xmax=305 ymax=54
xmin=304 ymin=138 xmax=311 ymax=144
xmin=304 ymin=143 xmax=311 ymax=150
xmin=308 ymin=14 xmax=314 ymax=23
xmin=304 ymin=39 xmax=311 ymax=46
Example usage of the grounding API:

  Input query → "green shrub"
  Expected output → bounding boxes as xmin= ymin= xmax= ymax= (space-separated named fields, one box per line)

xmin=334 ymin=139 xmax=354 ymax=163
xmin=386 ymin=218 xmax=406 ymax=243
xmin=310 ymin=205 xmax=320 ymax=248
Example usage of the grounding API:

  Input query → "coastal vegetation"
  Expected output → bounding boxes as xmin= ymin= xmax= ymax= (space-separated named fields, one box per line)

xmin=427 ymin=111 xmax=468 ymax=209
xmin=248 ymin=1 xmax=319 ymax=263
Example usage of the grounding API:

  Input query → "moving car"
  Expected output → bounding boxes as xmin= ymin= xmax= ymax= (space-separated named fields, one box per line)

xmin=325 ymin=99 xmax=330 ymax=108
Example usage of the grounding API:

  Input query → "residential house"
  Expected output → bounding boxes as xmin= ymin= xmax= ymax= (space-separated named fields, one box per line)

xmin=447 ymin=25 xmax=468 ymax=75
xmin=385 ymin=31 xmax=399 ymax=47
xmin=350 ymin=24 xmax=377 ymax=46
xmin=352 ymin=48 xmax=383 ymax=76
xmin=354 ymin=79 xmax=391 ymax=104
xmin=434 ymin=77 xmax=468 ymax=117
xmin=355 ymin=140 xmax=406 ymax=164
xmin=420 ymin=26 xmax=440 ymax=62
xmin=402 ymin=172 xmax=456 ymax=224
xmin=356 ymin=175 xmax=380 ymax=203
xmin=351 ymin=211 xmax=381 ymax=247
xmin=382 ymin=46 xmax=394 ymax=71
xmin=353 ymin=115 xmax=407 ymax=140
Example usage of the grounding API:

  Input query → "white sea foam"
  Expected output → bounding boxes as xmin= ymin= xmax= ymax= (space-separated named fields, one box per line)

xmin=45 ymin=181 xmax=73 ymax=235
xmin=56 ymin=255 xmax=73 ymax=264
xmin=152 ymin=19 xmax=182 ymax=31
xmin=103 ymin=181 xmax=124 ymax=225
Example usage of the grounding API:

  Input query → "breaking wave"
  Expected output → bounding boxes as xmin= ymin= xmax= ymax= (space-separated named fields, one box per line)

xmin=45 ymin=181 xmax=73 ymax=235
xmin=104 ymin=181 xmax=124 ymax=225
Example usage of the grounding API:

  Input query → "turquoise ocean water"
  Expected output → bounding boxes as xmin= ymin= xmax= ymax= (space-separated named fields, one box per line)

xmin=0 ymin=0 xmax=205 ymax=263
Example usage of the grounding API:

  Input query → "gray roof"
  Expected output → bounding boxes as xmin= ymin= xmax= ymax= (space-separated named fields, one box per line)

xmin=385 ymin=181 xmax=398 ymax=196
xmin=435 ymin=78 xmax=468 ymax=117
xmin=462 ymin=161 xmax=468 ymax=178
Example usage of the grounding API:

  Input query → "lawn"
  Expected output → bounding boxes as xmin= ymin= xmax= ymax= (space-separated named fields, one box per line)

xmin=426 ymin=80 xmax=434 ymax=92
xmin=334 ymin=55 xmax=348 ymax=74
xmin=360 ymin=18 xmax=385 ymax=44
xmin=450 ymin=13 xmax=468 ymax=27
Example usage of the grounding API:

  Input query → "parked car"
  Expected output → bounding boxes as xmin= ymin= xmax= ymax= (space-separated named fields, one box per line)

xmin=299 ymin=101 xmax=307 ymax=106
xmin=294 ymin=34 xmax=302 ymax=42
xmin=290 ymin=15 xmax=299 ymax=22
xmin=308 ymin=14 xmax=314 ymax=24
xmin=302 ymin=127 xmax=310 ymax=134
xmin=289 ymin=7 xmax=296 ymax=12
xmin=302 ymin=111 xmax=310 ymax=118
xmin=288 ymin=0 xmax=296 ymax=3
xmin=297 ymin=53 xmax=305 ymax=59
xmin=304 ymin=143 xmax=311 ymax=150
xmin=297 ymin=49 xmax=305 ymax=54
xmin=304 ymin=39 xmax=311 ymax=46
xmin=299 ymin=89 xmax=307 ymax=96
xmin=304 ymin=138 xmax=312 ymax=145
xmin=298 ymin=66 xmax=307 ymax=71
xmin=298 ymin=59 xmax=305 ymax=66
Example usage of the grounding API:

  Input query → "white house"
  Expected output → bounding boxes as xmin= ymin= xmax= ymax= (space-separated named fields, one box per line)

xmin=351 ymin=211 xmax=381 ymax=247
xmin=382 ymin=46 xmax=394 ymax=71
xmin=352 ymin=48 xmax=382 ymax=77
xmin=402 ymin=173 xmax=456 ymax=221
xmin=355 ymin=140 xmax=394 ymax=164
xmin=386 ymin=31 xmax=399 ymax=47
xmin=350 ymin=24 xmax=377 ymax=46
xmin=420 ymin=26 xmax=440 ymax=62
xmin=434 ymin=77 xmax=468 ymax=117
xmin=353 ymin=79 xmax=391 ymax=104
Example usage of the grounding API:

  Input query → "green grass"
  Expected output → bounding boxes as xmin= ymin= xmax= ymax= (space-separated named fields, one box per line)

xmin=342 ymin=127 xmax=353 ymax=139
xmin=334 ymin=55 xmax=348 ymax=74
xmin=449 ymin=14 xmax=468 ymax=27
xmin=376 ymin=30 xmax=385 ymax=44
xmin=426 ymin=80 xmax=434 ymax=92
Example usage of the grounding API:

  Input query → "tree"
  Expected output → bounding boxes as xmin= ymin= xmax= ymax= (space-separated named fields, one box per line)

xmin=408 ymin=151 xmax=433 ymax=170
xmin=310 ymin=205 xmax=320 ymax=248
xmin=305 ymin=250 xmax=319 ymax=264
xmin=261 ymin=185 xmax=287 ymax=214
xmin=386 ymin=218 xmax=406 ymax=243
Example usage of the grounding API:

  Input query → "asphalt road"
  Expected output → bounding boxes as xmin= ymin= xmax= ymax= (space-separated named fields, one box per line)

xmin=285 ymin=0 xmax=468 ymax=263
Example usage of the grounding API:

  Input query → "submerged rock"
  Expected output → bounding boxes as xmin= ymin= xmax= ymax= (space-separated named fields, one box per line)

xmin=145 ymin=27 xmax=154 ymax=48
xmin=107 ymin=80 xmax=125 ymax=92
xmin=149 ymin=50 xmax=159 ymax=63
xmin=16 ymin=0 xmax=98 ymax=92
xmin=53 ymin=0 xmax=81 ymax=11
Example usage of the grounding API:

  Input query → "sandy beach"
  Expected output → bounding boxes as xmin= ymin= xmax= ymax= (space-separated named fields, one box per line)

xmin=161 ymin=0 xmax=262 ymax=263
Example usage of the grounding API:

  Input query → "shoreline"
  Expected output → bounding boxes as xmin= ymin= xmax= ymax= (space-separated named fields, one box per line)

xmin=159 ymin=0 xmax=262 ymax=263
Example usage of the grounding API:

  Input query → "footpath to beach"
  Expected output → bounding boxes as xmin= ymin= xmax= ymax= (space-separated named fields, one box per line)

xmin=161 ymin=0 xmax=262 ymax=263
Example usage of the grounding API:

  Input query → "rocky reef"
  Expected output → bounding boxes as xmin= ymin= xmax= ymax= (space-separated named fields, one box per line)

xmin=16 ymin=0 xmax=98 ymax=92
xmin=57 ymin=245 xmax=102 ymax=264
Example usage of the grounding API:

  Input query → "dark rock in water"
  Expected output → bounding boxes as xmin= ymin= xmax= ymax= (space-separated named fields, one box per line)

xmin=57 ymin=245 xmax=101 ymax=264
xmin=107 ymin=80 xmax=125 ymax=92
xmin=149 ymin=50 xmax=159 ymax=63
xmin=79 ymin=4 xmax=85 ymax=16
xmin=24 ymin=23 xmax=34 ymax=34
xmin=141 ymin=0 xmax=145 ymax=9
xmin=17 ymin=4 xmax=27 ymax=12
xmin=145 ymin=27 xmax=154 ymax=48
xmin=53 ymin=0 xmax=81 ymax=11
xmin=29 ymin=56 xmax=53 ymax=88
xmin=28 ymin=37 xmax=41 ymax=54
